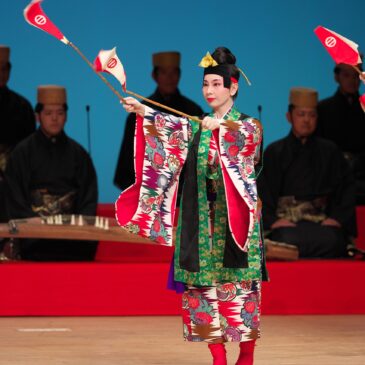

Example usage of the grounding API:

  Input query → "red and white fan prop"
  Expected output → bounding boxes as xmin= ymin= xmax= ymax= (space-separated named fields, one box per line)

xmin=24 ymin=0 xmax=69 ymax=44
xmin=314 ymin=26 xmax=365 ymax=112
xmin=24 ymin=0 xmax=202 ymax=122
xmin=94 ymin=48 xmax=127 ymax=92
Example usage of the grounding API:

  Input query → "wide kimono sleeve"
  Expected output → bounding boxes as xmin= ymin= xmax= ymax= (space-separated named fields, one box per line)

xmin=115 ymin=106 xmax=191 ymax=245
xmin=213 ymin=117 xmax=263 ymax=251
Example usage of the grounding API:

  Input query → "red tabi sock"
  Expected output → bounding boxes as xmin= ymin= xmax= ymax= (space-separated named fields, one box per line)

xmin=208 ymin=343 xmax=227 ymax=365
xmin=235 ymin=340 xmax=256 ymax=365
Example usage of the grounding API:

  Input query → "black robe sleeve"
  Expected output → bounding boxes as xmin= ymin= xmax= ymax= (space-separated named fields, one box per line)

xmin=257 ymin=142 xmax=283 ymax=230
xmin=4 ymin=143 xmax=37 ymax=219
xmin=0 ymin=89 xmax=36 ymax=146
xmin=114 ymin=112 xmax=136 ymax=190
xmin=74 ymin=147 xmax=98 ymax=216
xmin=17 ymin=97 xmax=36 ymax=143
xmin=325 ymin=146 xmax=357 ymax=236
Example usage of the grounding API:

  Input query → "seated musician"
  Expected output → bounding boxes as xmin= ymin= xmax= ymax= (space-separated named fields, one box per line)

xmin=4 ymin=85 xmax=98 ymax=261
xmin=258 ymin=87 xmax=357 ymax=258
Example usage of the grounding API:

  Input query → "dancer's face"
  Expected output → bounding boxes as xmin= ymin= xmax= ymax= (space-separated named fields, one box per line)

xmin=202 ymin=74 xmax=237 ymax=112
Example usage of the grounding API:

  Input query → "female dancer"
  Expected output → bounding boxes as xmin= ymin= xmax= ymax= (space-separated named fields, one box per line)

xmin=118 ymin=47 xmax=267 ymax=365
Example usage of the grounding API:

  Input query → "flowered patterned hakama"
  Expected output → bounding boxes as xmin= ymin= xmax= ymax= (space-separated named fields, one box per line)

xmin=183 ymin=281 xmax=261 ymax=343
xmin=116 ymin=105 xmax=266 ymax=343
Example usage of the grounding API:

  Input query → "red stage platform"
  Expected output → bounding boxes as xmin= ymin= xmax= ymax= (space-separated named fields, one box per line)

xmin=0 ymin=204 xmax=364 ymax=317
xmin=0 ymin=260 xmax=364 ymax=316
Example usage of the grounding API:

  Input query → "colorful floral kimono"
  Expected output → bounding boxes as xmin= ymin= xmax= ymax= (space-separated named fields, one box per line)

xmin=116 ymin=105 xmax=266 ymax=343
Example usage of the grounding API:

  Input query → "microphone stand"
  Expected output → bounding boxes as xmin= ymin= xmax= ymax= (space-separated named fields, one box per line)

xmin=86 ymin=105 xmax=91 ymax=156
xmin=257 ymin=105 xmax=262 ymax=122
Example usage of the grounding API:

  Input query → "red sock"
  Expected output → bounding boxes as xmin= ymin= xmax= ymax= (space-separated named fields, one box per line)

xmin=235 ymin=340 xmax=256 ymax=365
xmin=208 ymin=343 xmax=227 ymax=365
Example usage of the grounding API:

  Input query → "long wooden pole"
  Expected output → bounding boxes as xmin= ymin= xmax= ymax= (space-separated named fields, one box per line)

xmin=125 ymin=90 xmax=202 ymax=123
xmin=68 ymin=42 xmax=202 ymax=123
xmin=351 ymin=64 xmax=362 ymax=75
xmin=69 ymin=42 xmax=126 ymax=103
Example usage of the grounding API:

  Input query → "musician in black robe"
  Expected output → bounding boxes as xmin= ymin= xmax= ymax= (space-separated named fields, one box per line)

xmin=317 ymin=63 xmax=365 ymax=204
xmin=4 ymin=85 xmax=98 ymax=261
xmin=0 ymin=46 xmax=35 ymax=223
xmin=258 ymin=87 xmax=357 ymax=258
xmin=114 ymin=51 xmax=203 ymax=195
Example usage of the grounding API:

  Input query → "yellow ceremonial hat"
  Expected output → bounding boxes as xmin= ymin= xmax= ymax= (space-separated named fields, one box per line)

xmin=37 ymin=85 xmax=67 ymax=104
xmin=0 ymin=45 xmax=10 ymax=63
xmin=152 ymin=51 xmax=180 ymax=67
xmin=289 ymin=87 xmax=318 ymax=108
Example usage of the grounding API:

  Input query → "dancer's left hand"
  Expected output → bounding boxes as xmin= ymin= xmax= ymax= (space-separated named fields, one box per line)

xmin=202 ymin=116 xmax=221 ymax=130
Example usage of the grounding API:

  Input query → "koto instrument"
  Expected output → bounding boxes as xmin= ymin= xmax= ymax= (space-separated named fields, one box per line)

xmin=264 ymin=239 xmax=299 ymax=261
xmin=0 ymin=215 xmax=155 ymax=245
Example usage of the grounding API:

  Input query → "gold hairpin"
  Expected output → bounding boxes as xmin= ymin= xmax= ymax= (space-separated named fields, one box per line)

xmin=238 ymin=67 xmax=251 ymax=86
xmin=199 ymin=51 xmax=252 ymax=86
xmin=198 ymin=52 xmax=218 ymax=68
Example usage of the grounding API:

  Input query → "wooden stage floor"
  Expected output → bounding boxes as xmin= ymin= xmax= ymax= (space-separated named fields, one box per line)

xmin=0 ymin=315 xmax=364 ymax=364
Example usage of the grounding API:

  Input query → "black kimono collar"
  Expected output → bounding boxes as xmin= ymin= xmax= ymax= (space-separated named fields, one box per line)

xmin=334 ymin=88 xmax=360 ymax=104
xmin=287 ymin=130 xmax=315 ymax=148
xmin=36 ymin=128 xmax=67 ymax=146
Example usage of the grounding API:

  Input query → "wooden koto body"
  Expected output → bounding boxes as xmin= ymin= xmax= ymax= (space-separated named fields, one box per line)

xmin=0 ymin=215 xmax=297 ymax=260
xmin=265 ymin=239 xmax=299 ymax=261
xmin=0 ymin=215 xmax=155 ymax=245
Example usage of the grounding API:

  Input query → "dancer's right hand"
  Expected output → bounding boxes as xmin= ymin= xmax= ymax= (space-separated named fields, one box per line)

xmin=122 ymin=97 xmax=145 ymax=116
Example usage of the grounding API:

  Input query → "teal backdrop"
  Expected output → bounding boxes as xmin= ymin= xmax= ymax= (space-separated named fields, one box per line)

xmin=1 ymin=0 xmax=364 ymax=202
